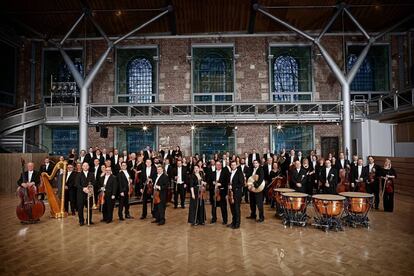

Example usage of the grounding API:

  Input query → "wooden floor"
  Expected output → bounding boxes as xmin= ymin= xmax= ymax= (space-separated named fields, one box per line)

xmin=1 ymin=194 xmax=414 ymax=276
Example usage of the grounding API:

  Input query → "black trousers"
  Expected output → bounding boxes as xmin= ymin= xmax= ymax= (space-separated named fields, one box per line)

xmin=372 ymin=180 xmax=380 ymax=208
xmin=68 ymin=187 xmax=77 ymax=212
xmin=249 ymin=191 xmax=264 ymax=220
xmin=77 ymin=194 xmax=92 ymax=224
xmin=243 ymin=186 xmax=249 ymax=203
xmin=174 ymin=183 xmax=186 ymax=208
xmin=102 ymin=195 xmax=114 ymax=222
xmin=118 ymin=195 xmax=130 ymax=219
xmin=212 ymin=193 xmax=227 ymax=223
xmin=141 ymin=189 xmax=153 ymax=218
xmin=230 ymin=190 xmax=242 ymax=226
xmin=153 ymin=194 xmax=166 ymax=223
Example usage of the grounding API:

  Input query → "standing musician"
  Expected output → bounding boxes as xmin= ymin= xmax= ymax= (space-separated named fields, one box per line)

xmin=140 ymin=159 xmax=157 ymax=219
xmin=350 ymin=158 xmax=368 ymax=192
xmin=75 ymin=162 xmax=95 ymax=226
xmin=239 ymin=158 xmax=251 ymax=203
xmin=152 ymin=165 xmax=169 ymax=225
xmin=246 ymin=160 xmax=265 ymax=223
xmin=319 ymin=159 xmax=338 ymax=194
xmin=39 ymin=158 xmax=53 ymax=200
xmin=110 ymin=149 xmax=120 ymax=172
xmin=302 ymin=159 xmax=315 ymax=195
xmin=381 ymin=158 xmax=396 ymax=212
xmin=99 ymin=166 xmax=117 ymax=223
xmin=228 ymin=160 xmax=245 ymax=229
xmin=367 ymin=156 xmax=381 ymax=209
xmin=206 ymin=159 xmax=216 ymax=207
xmin=134 ymin=155 xmax=144 ymax=198
xmin=172 ymin=159 xmax=187 ymax=208
xmin=263 ymin=157 xmax=273 ymax=205
xmin=117 ymin=162 xmax=133 ymax=220
xmin=188 ymin=165 xmax=206 ymax=226
xmin=291 ymin=161 xmax=307 ymax=193
xmin=211 ymin=161 xmax=229 ymax=225
xmin=248 ymin=149 xmax=260 ymax=168
xmin=65 ymin=163 xmax=77 ymax=215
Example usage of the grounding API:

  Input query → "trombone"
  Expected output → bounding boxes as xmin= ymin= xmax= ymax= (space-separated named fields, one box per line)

xmin=86 ymin=182 xmax=95 ymax=226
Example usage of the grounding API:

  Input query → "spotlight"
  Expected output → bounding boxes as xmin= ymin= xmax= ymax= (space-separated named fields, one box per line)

xmin=190 ymin=125 xmax=196 ymax=130
xmin=276 ymin=124 xmax=283 ymax=130
xmin=115 ymin=10 xmax=122 ymax=16
xmin=234 ymin=126 xmax=238 ymax=130
xmin=143 ymin=125 xmax=148 ymax=131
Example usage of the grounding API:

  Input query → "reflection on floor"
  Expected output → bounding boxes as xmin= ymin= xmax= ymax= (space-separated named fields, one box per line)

xmin=0 ymin=194 xmax=413 ymax=275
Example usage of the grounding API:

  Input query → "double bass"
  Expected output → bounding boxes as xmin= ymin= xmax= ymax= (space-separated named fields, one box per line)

xmin=16 ymin=158 xmax=45 ymax=223
xmin=267 ymin=174 xmax=287 ymax=201
xmin=336 ymin=168 xmax=350 ymax=193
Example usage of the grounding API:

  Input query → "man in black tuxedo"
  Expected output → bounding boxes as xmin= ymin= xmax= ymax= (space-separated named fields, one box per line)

xmin=350 ymin=158 xmax=369 ymax=192
xmin=367 ymin=156 xmax=382 ymax=208
xmin=117 ymin=162 xmax=133 ymax=220
xmin=75 ymin=162 xmax=96 ymax=226
xmin=17 ymin=161 xmax=41 ymax=189
xmin=239 ymin=158 xmax=251 ymax=203
xmin=111 ymin=149 xmax=120 ymax=173
xmin=248 ymin=149 xmax=260 ymax=168
xmin=84 ymin=147 xmax=95 ymax=167
xmin=228 ymin=161 xmax=245 ymax=229
xmin=172 ymin=159 xmax=187 ymax=208
xmin=127 ymin=153 xmax=137 ymax=182
xmin=65 ymin=163 xmax=77 ymax=215
xmin=246 ymin=160 xmax=265 ymax=223
xmin=152 ymin=165 xmax=169 ymax=225
xmin=99 ymin=166 xmax=117 ymax=223
xmin=211 ymin=161 xmax=229 ymax=225
xmin=291 ymin=161 xmax=307 ymax=193
xmin=39 ymin=157 xmax=54 ymax=175
xmin=140 ymin=159 xmax=157 ymax=219
xmin=206 ymin=160 xmax=216 ymax=207
xmin=319 ymin=160 xmax=338 ymax=194
xmin=263 ymin=157 xmax=273 ymax=204
xmin=143 ymin=146 xmax=152 ymax=161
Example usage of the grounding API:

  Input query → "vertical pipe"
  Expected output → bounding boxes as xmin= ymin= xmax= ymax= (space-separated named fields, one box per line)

xmin=78 ymin=85 xmax=88 ymax=152
xmin=22 ymin=101 xmax=27 ymax=153
xmin=342 ymin=83 xmax=352 ymax=159
xmin=30 ymin=42 xmax=36 ymax=105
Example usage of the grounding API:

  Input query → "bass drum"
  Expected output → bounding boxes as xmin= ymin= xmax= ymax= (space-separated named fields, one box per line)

xmin=246 ymin=175 xmax=265 ymax=193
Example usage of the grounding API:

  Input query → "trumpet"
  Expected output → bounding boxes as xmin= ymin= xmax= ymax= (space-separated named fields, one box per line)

xmin=87 ymin=182 xmax=94 ymax=226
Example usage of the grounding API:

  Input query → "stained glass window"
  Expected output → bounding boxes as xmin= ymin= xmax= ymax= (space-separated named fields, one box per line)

xmin=193 ymin=126 xmax=235 ymax=157
xmin=272 ymin=125 xmax=313 ymax=156
xmin=127 ymin=58 xmax=153 ymax=103
xmin=117 ymin=127 xmax=156 ymax=153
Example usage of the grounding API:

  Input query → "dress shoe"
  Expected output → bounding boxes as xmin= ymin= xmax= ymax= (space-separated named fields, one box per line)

xmin=227 ymin=224 xmax=234 ymax=228
xmin=140 ymin=216 xmax=146 ymax=220
xmin=106 ymin=220 xmax=113 ymax=224
xmin=181 ymin=206 xmax=185 ymax=209
xmin=151 ymin=220 xmax=159 ymax=223
xmin=89 ymin=222 xmax=94 ymax=225
xmin=257 ymin=219 xmax=264 ymax=223
xmin=71 ymin=211 xmax=76 ymax=216
xmin=119 ymin=218 xmax=125 ymax=221
xmin=158 ymin=221 xmax=165 ymax=225
xmin=246 ymin=216 xmax=256 ymax=219
xmin=210 ymin=219 xmax=216 ymax=224
xmin=100 ymin=219 xmax=105 ymax=222
xmin=79 ymin=222 xmax=84 ymax=226
xmin=174 ymin=206 xmax=177 ymax=209
xmin=231 ymin=225 xmax=239 ymax=229
xmin=222 ymin=221 xmax=227 ymax=225
xmin=125 ymin=215 xmax=133 ymax=219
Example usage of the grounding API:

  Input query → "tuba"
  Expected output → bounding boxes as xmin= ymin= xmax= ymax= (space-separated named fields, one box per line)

xmin=246 ymin=174 xmax=265 ymax=193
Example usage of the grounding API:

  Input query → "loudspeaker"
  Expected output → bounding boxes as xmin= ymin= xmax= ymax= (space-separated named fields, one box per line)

xmin=95 ymin=126 xmax=100 ymax=132
xmin=100 ymin=127 xmax=108 ymax=138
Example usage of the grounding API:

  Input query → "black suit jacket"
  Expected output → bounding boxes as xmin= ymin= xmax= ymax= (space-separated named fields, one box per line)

xmin=172 ymin=166 xmax=188 ymax=184
xmin=17 ymin=170 xmax=41 ymax=187
xmin=140 ymin=165 xmax=157 ymax=189
xmin=40 ymin=163 xmax=54 ymax=175
xmin=351 ymin=166 xmax=369 ymax=184
xmin=154 ymin=173 xmax=169 ymax=200
xmin=263 ymin=163 xmax=273 ymax=182
xmin=84 ymin=153 xmax=95 ymax=167
xmin=127 ymin=160 xmax=137 ymax=179
xmin=117 ymin=171 xmax=130 ymax=195
xmin=99 ymin=174 xmax=117 ymax=197
xmin=238 ymin=164 xmax=251 ymax=179
xmin=66 ymin=171 xmax=77 ymax=189
xmin=75 ymin=171 xmax=95 ymax=198
xmin=335 ymin=159 xmax=350 ymax=171
xmin=213 ymin=168 xmax=230 ymax=196
xmin=248 ymin=153 xmax=260 ymax=167
xmin=291 ymin=168 xmax=307 ymax=192
xmin=319 ymin=167 xmax=338 ymax=194
xmin=230 ymin=169 xmax=245 ymax=194
xmin=164 ymin=164 xmax=173 ymax=180
xmin=251 ymin=166 xmax=265 ymax=189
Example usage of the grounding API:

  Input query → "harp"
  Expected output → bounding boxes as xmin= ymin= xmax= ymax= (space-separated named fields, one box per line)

xmin=40 ymin=161 xmax=68 ymax=218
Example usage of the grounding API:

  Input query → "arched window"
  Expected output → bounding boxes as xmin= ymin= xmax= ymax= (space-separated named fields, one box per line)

xmin=347 ymin=54 xmax=374 ymax=91
xmin=127 ymin=58 xmax=153 ymax=103
xmin=273 ymin=55 xmax=299 ymax=101
xmin=199 ymin=54 xmax=227 ymax=94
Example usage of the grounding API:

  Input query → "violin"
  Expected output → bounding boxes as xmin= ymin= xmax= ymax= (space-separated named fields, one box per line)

xmin=153 ymin=188 xmax=161 ymax=205
xmin=16 ymin=158 xmax=45 ymax=223
xmin=146 ymin=178 xmax=154 ymax=195
xmin=228 ymin=187 xmax=234 ymax=205
xmin=214 ymin=181 xmax=221 ymax=202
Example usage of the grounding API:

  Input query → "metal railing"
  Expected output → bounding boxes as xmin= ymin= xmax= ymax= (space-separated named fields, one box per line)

xmin=368 ymin=88 xmax=414 ymax=117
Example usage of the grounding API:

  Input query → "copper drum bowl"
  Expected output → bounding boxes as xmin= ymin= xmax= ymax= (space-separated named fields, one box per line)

xmin=274 ymin=188 xmax=295 ymax=205
xmin=281 ymin=192 xmax=309 ymax=212
xmin=312 ymin=194 xmax=345 ymax=217
xmin=339 ymin=192 xmax=373 ymax=214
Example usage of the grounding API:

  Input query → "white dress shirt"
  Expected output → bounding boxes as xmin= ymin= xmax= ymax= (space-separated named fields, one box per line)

xmin=177 ymin=167 xmax=183 ymax=183
xmin=28 ymin=171 xmax=33 ymax=182
xmin=230 ymin=169 xmax=237 ymax=183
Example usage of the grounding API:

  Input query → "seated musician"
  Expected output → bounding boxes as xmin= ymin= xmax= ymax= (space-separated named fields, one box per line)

xmin=17 ymin=161 xmax=41 ymax=194
xmin=319 ymin=159 xmax=338 ymax=194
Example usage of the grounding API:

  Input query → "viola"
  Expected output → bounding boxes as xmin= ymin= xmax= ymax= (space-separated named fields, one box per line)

xmin=16 ymin=158 xmax=45 ymax=223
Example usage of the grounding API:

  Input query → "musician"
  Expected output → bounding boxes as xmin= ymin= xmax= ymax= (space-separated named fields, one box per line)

xmin=263 ymin=157 xmax=273 ymax=204
xmin=381 ymin=158 xmax=396 ymax=212
xmin=75 ymin=162 xmax=95 ymax=226
xmin=297 ymin=151 xmax=304 ymax=164
xmin=246 ymin=160 xmax=265 ymax=223
xmin=140 ymin=159 xmax=157 ymax=219
xmin=263 ymin=149 xmax=273 ymax=160
xmin=335 ymin=152 xmax=350 ymax=171
xmin=211 ymin=161 xmax=229 ymax=225
xmin=315 ymin=157 xmax=325 ymax=193
xmin=110 ymin=149 xmax=120 ymax=172
xmin=302 ymin=159 xmax=315 ymax=195
xmin=39 ymin=158 xmax=53 ymax=200
xmin=248 ymin=149 xmax=260 ymax=168
xmin=239 ymin=158 xmax=250 ymax=203
xmin=350 ymin=154 xmax=359 ymax=171
xmin=84 ymin=147 xmax=95 ymax=167
xmin=65 ymin=163 xmax=77 ymax=215
xmin=172 ymin=159 xmax=187 ymax=208
xmin=90 ymin=158 xmax=102 ymax=181
xmin=288 ymin=149 xmax=298 ymax=166
xmin=350 ymin=158 xmax=368 ymax=192
xmin=99 ymin=166 xmax=117 ymax=223
xmin=152 ymin=165 xmax=169 ymax=225
xmin=319 ymin=160 xmax=338 ymax=194
xmin=134 ymin=155 xmax=144 ymax=198
xmin=164 ymin=158 xmax=173 ymax=180
xmin=127 ymin=152 xmax=137 ymax=180
xmin=206 ymin=159 xmax=216 ymax=206
xmin=121 ymin=150 xmax=128 ymax=162
xmin=17 ymin=161 xmax=41 ymax=190
xmin=78 ymin=150 xmax=86 ymax=164
xmin=291 ymin=161 xmax=307 ymax=193
xmin=95 ymin=149 xmax=105 ymax=166
xmin=367 ymin=156 xmax=381 ymax=209
xmin=143 ymin=145 xmax=152 ymax=161
xmin=113 ymin=157 xmax=123 ymax=176
xmin=101 ymin=148 xmax=109 ymax=162
xmin=228 ymin=160 xmax=244 ymax=229
xmin=174 ymin=146 xmax=183 ymax=159
xmin=188 ymin=165 xmax=206 ymax=226
xmin=117 ymin=162 xmax=133 ymax=220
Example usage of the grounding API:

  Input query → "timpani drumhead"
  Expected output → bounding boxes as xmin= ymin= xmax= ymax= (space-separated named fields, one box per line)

xmin=312 ymin=194 xmax=345 ymax=201
xmin=274 ymin=188 xmax=295 ymax=192
xmin=339 ymin=192 xmax=374 ymax=198
xmin=282 ymin=192 xmax=308 ymax=197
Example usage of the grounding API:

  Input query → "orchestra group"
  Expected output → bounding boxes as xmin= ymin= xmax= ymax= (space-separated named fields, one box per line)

xmin=17 ymin=146 xmax=397 ymax=228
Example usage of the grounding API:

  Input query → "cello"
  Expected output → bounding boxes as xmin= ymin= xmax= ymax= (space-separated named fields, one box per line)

xmin=336 ymin=168 xmax=350 ymax=193
xmin=16 ymin=158 xmax=45 ymax=223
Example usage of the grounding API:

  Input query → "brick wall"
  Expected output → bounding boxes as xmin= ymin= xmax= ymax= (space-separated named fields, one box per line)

xmin=87 ymin=126 xmax=114 ymax=151
xmin=236 ymin=124 xmax=270 ymax=155
xmin=158 ymin=125 xmax=191 ymax=156
xmin=314 ymin=124 xmax=342 ymax=157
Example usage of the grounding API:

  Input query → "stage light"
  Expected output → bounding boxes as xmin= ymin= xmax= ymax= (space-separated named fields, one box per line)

xmin=190 ymin=125 xmax=196 ymax=130
xmin=143 ymin=125 xmax=148 ymax=131
xmin=234 ymin=126 xmax=238 ymax=130
xmin=115 ymin=10 xmax=122 ymax=16
xmin=276 ymin=124 xmax=283 ymax=130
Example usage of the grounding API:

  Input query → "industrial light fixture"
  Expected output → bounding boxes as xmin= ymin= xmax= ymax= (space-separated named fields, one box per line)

xmin=143 ymin=125 xmax=148 ymax=131
xmin=115 ymin=10 xmax=122 ymax=16
xmin=234 ymin=126 xmax=238 ymax=130
xmin=190 ymin=125 xmax=196 ymax=130
xmin=276 ymin=124 xmax=283 ymax=130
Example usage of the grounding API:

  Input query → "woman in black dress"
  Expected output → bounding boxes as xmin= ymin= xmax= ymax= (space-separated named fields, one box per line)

xmin=188 ymin=165 xmax=206 ymax=226
xmin=381 ymin=158 xmax=396 ymax=212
